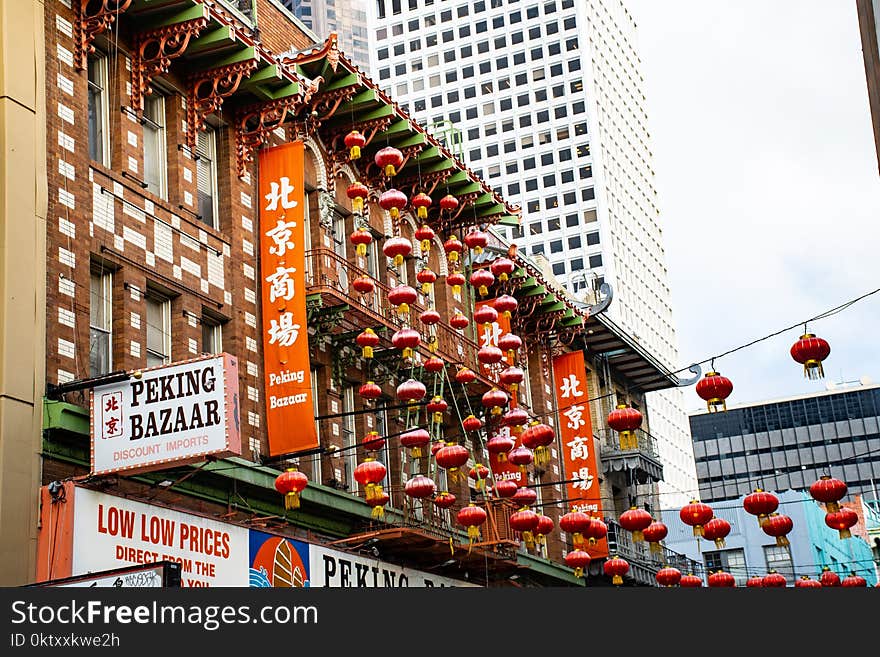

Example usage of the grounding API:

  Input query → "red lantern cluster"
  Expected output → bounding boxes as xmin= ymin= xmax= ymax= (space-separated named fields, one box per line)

xmin=790 ymin=332 xmax=830 ymax=380
xmin=521 ymin=422 xmax=555 ymax=468
xmin=353 ymin=458 xmax=387 ymax=518
xmin=680 ymin=500 xmax=713 ymax=537
xmin=695 ymin=370 xmax=733 ymax=413
xmin=509 ymin=508 xmax=540 ymax=549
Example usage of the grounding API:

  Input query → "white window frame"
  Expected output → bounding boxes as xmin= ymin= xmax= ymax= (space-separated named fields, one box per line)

xmin=342 ymin=386 xmax=357 ymax=492
xmin=196 ymin=128 xmax=219 ymax=229
xmin=145 ymin=291 xmax=171 ymax=367
xmin=143 ymin=91 xmax=167 ymax=199
xmin=87 ymin=51 xmax=111 ymax=167
xmin=201 ymin=315 xmax=223 ymax=355
xmin=89 ymin=270 xmax=113 ymax=376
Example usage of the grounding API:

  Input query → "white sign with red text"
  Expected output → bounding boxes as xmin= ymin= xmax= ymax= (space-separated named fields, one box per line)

xmin=72 ymin=488 xmax=249 ymax=587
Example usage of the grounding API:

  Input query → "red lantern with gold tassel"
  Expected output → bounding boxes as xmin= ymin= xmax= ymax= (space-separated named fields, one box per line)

xmin=415 ymin=223 xmax=435 ymax=255
xmin=507 ymin=446 xmax=534 ymax=477
xmin=412 ymin=193 xmax=433 ymax=221
xmin=446 ymin=270 xmax=466 ymax=296
xmin=400 ymin=428 xmax=431 ymax=459
xmin=642 ymin=521 xmax=668 ymax=554
xmin=462 ymin=414 xmax=483 ymax=432
xmin=499 ymin=333 xmax=522 ymax=361
xmin=743 ymin=488 xmax=779 ymax=528
xmin=346 ymin=181 xmax=369 ymax=213
xmin=565 ymin=550 xmax=591 ymax=578
xmin=356 ymin=328 xmax=379 ymax=359
xmin=619 ymin=507 xmax=653 ymax=543
xmin=425 ymin=356 xmax=445 ymax=373
xmin=361 ymin=430 xmax=385 ymax=452
xmin=435 ymin=443 xmax=470 ymax=483
xmin=487 ymin=433 xmax=515 ymax=462
xmin=379 ymin=188 xmax=407 ymax=220
xmin=795 ymin=575 xmax=822 ymax=588
xmin=443 ymin=235 xmax=463 ymax=264
xmin=353 ymin=458 xmax=387 ymax=507
xmin=396 ymin=378 xmax=426 ymax=404
xmin=426 ymin=396 xmax=448 ymax=424
xmin=417 ymin=267 xmax=437 ymax=295
xmin=482 ymin=387 xmax=509 ymax=416
xmin=491 ymin=257 xmax=515 ymax=282
xmin=433 ymin=491 xmax=456 ymax=509
xmin=502 ymin=408 xmax=529 ymax=429
xmin=392 ymin=328 xmax=421 ymax=360
xmin=493 ymin=479 xmax=518 ymax=498
xmin=449 ymin=311 xmax=469 ymax=330
xmin=762 ymin=512 xmax=794 ymax=547
xmin=499 ymin=366 xmax=525 ymax=391
xmin=478 ymin=345 xmax=504 ymax=365
xmin=456 ymin=367 xmax=477 ymax=385
xmin=510 ymin=508 xmax=540 ymax=549
xmin=420 ymin=308 xmax=441 ymax=326
xmin=810 ymin=475 xmax=847 ymax=513
xmin=473 ymin=304 xmax=499 ymax=328
xmin=790 ymin=332 xmax=831 ymax=379
xmin=469 ymin=464 xmax=490 ymax=491
xmin=383 ymin=236 xmax=412 ymax=266
xmin=359 ymin=381 xmax=382 ymax=400
xmin=464 ymin=229 xmax=488 ymax=255
xmin=375 ymin=146 xmax=404 ymax=177
xmin=274 ymin=467 xmax=308 ymax=510
xmin=512 ymin=487 xmax=537 ymax=508
xmin=586 ymin=517 xmax=608 ymax=546
xmin=607 ymin=404 xmax=642 ymax=451
xmin=344 ymin=130 xmax=365 ymax=160
xmin=535 ymin=515 xmax=554 ymax=546
xmin=439 ymin=194 xmax=459 ymax=214
xmin=695 ymin=370 xmax=733 ymax=413
xmin=470 ymin=268 xmax=495 ymax=297
xmin=560 ymin=511 xmax=592 ymax=550
xmin=702 ymin=517 xmax=732 ymax=548
xmin=521 ymin=422 xmax=555 ymax=468
xmin=457 ymin=504 xmax=488 ymax=550
xmin=656 ymin=567 xmax=682 ymax=587
xmin=494 ymin=294 xmax=518 ymax=318
xmin=825 ymin=508 xmax=858 ymax=539
xmin=388 ymin=284 xmax=418 ymax=316
xmin=405 ymin=474 xmax=436 ymax=499
xmin=368 ymin=489 xmax=389 ymax=519
xmin=603 ymin=555 xmax=630 ymax=586
xmin=680 ymin=500 xmax=714 ymax=537
xmin=352 ymin=276 xmax=375 ymax=295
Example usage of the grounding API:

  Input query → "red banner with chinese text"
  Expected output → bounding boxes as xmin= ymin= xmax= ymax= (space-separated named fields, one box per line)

xmin=552 ymin=350 xmax=608 ymax=558
xmin=258 ymin=142 xmax=317 ymax=456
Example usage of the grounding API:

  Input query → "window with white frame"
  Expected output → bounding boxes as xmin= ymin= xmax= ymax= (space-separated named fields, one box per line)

xmin=89 ymin=270 xmax=112 ymax=376
xmin=196 ymin=128 xmax=219 ymax=229
xmin=143 ymin=91 xmax=167 ymax=198
xmin=343 ymin=386 xmax=357 ymax=492
xmin=764 ymin=545 xmax=794 ymax=582
xmin=201 ymin=313 xmax=223 ymax=354
xmin=704 ymin=548 xmax=747 ymax=586
xmin=145 ymin=291 xmax=171 ymax=367
xmin=87 ymin=52 xmax=110 ymax=166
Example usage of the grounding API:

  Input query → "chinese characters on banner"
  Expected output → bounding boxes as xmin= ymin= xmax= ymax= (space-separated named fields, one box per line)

xmin=258 ymin=142 xmax=317 ymax=456
xmin=552 ymin=350 xmax=609 ymax=558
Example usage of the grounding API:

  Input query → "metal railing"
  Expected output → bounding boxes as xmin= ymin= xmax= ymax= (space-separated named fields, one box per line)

xmin=597 ymin=427 xmax=661 ymax=460
xmin=606 ymin=519 xmax=705 ymax=578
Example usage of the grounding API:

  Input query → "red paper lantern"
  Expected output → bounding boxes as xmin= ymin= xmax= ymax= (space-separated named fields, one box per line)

xmin=790 ymin=332 xmax=831 ymax=379
xmin=353 ymin=458 xmax=387 ymax=505
xmin=470 ymin=268 xmax=495 ymax=297
xmin=642 ymin=522 xmax=668 ymax=554
xmin=375 ymin=146 xmax=404 ymax=177
xmin=743 ymin=488 xmax=779 ymax=527
xmin=499 ymin=366 xmax=525 ymax=391
xmin=762 ymin=513 xmax=794 ymax=547
xmin=491 ymin=257 xmax=515 ymax=282
xmin=344 ymin=130 xmax=365 ymax=160
xmin=396 ymin=378 xmax=426 ymax=403
xmin=656 ymin=567 xmax=682 ymax=587
xmin=346 ymin=180 xmax=369 ymax=214
xmin=535 ymin=515 xmax=554 ymax=546
xmin=795 ymin=576 xmax=822 ymax=588
xmin=695 ymin=370 xmax=734 ymax=413
xmin=425 ymin=356 xmax=445 ymax=373
xmin=499 ymin=333 xmax=522 ymax=361
xmin=746 ymin=576 xmax=764 ymax=588
xmin=559 ymin=511 xmax=592 ymax=549
xmin=608 ymin=404 xmax=642 ymax=451
xmin=367 ymin=489 xmax=389 ymax=519
xmin=356 ymin=328 xmax=380 ymax=359
xmin=680 ymin=574 xmax=703 ymax=588
xmin=478 ymin=345 xmax=504 ymax=365
xmin=507 ymin=446 xmax=534 ymax=476
xmin=446 ymin=270 xmax=466 ymax=295
xmin=469 ymin=463 xmax=490 ymax=489
xmin=456 ymin=367 xmax=477 ymax=384
xmin=521 ymin=423 xmax=555 ymax=450
xmin=810 ymin=475 xmax=847 ymax=513
xmin=619 ymin=507 xmax=653 ymax=543
xmin=494 ymin=294 xmax=518 ymax=318
xmin=435 ymin=443 xmax=470 ymax=482
xmin=443 ymin=235 xmax=463 ymax=263
xmin=439 ymin=194 xmax=459 ymax=213
xmin=426 ymin=396 xmax=448 ymax=424
xmin=702 ymin=517 xmax=732 ymax=548
xmin=430 ymin=440 xmax=444 ymax=457
xmin=350 ymin=226 xmax=373 ymax=257
xmin=379 ymin=188 xmax=408 ymax=220
xmin=512 ymin=487 xmax=537 ymax=508
xmin=487 ymin=433 xmax=515 ymax=461
xmin=361 ymin=431 xmax=385 ymax=452
xmin=481 ymin=387 xmax=509 ymax=416
xmin=352 ymin=276 xmax=375 ymax=295
xmin=392 ymin=328 xmax=421 ymax=360
xmin=510 ymin=508 xmax=540 ymax=549
xmin=824 ymin=508 xmax=858 ymax=539
xmin=680 ymin=500 xmax=714 ymax=537
xmin=383 ymin=236 xmax=412 ymax=266
xmin=400 ymin=428 xmax=431 ymax=459
xmin=419 ymin=308 xmax=441 ymax=326
xmin=841 ymin=572 xmax=867 ymax=587
xmin=457 ymin=504 xmax=488 ymax=546
xmin=763 ymin=570 xmax=787 ymax=588
xmin=411 ymin=193 xmax=433 ymax=221
xmin=707 ymin=571 xmax=735 ymax=588
xmin=603 ymin=556 xmax=630 ymax=586
xmin=388 ymin=284 xmax=418 ymax=316
xmin=502 ymin=408 xmax=529 ymax=428
xmin=819 ymin=567 xmax=841 ymax=587
xmin=405 ymin=474 xmax=436 ymax=499
xmin=433 ymin=491 xmax=456 ymax=509
xmin=359 ymin=381 xmax=382 ymax=400
xmin=416 ymin=267 xmax=437 ymax=294
xmin=493 ymin=479 xmax=518 ymax=498
xmin=586 ymin=517 xmax=608 ymax=545
xmin=565 ymin=550 xmax=592 ymax=578
xmin=274 ymin=467 xmax=308 ymax=510
xmin=449 ymin=311 xmax=469 ymax=330
xmin=473 ymin=304 xmax=499 ymax=327
xmin=462 ymin=414 xmax=483 ymax=432
xmin=464 ymin=229 xmax=488 ymax=254
xmin=414 ymin=223 xmax=435 ymax=255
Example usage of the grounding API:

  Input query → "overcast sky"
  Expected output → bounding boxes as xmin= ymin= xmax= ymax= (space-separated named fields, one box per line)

xmin=625 ymin=0 xmax=880 ymax=411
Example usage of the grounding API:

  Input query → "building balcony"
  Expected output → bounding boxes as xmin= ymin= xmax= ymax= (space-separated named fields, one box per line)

xmin=598 ymin=427 xmax=664 ymax=484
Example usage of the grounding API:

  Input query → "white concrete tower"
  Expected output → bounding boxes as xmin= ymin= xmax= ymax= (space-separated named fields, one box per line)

xmin=367 ymin=0 xmax=697 ymax=508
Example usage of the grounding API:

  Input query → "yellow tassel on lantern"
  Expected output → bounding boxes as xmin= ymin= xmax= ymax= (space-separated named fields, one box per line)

xmin=478 ymin=285 xmax=488 ymax=296
xmin=357 ymin=243 xmax=367 ymax=257
xmin=421 ymin=239 xmax=431 ymax=253
xmin=372 ymin=505 xmax=384 ymax=519
xmin=428 ymin=339 xmax=437 ymax=353
xmin=535 ymin=446 xmax=550 ymax=467
xmin=776 ymin=536 xmax=789 ymax=547
xmin=362 ymin=346 xmax=373 ymax=359
xmin=499 ymin=273 xmax=508 ymax=282
xmin=448 ymin=467 xmax=462 ymax=483
xmin=397 ymin=303 xmax=410 ymax=316
xmin=421 ymin=282 xmax=432 ymax=295
xmin=285 ymin=491 xmax=301 ymax=510
xmin=403 ymin=347 xmax=413 ymax=360
xmin=468 ymin=525 xmax=481 ymax=543
xmin=390 ymin=208 xmax=400 ymax=220
xmin=613 ymin=574 xmax=622 ymax=585
xmin=839 ymin=529 xmax=852 ymax=539
xmin=350 ymin=145 xmax=361 ymax=160
xmin=394 ymin=254 xmax=404 ymax=266
xmin=649 ymin=542 xmax=662 ymax=554
xmin=633 ymin=530 xmax=644 ymax=543
xmin=475 ymin=245 xmax=483 ymax=255
xmin=693 ymin=526 xmax=703 ymax=537
xmin=417 ymin=207 xmax=428 ymax=220
xmin=536 ymin=533 xmax=546 ymax=546
xmin=411 ymin=447 xmax=423 ymax=459
xmin=497 ymin=451 xmax=507 ymax=463
xmin=449 ymin=251 xmax=459 ymax=263
xmin=353 ymin=197 xmax=364 ymax=213
xmin=385 ymin=164 xmax=397 ymax=177
xmin=574 ymin=567 xmax=584 ymax=579
xmin=452 ymin=285 xmax=461 ymax=296
xmin=523 ymin=531 xmax=535 ymax=549
xmin=433 ymin=411 xmax=443 ymax=423
xmin=620 ymin=430 xmax=637 ymax=450
xmin=573 ymin=533 xmax=584 ymax=549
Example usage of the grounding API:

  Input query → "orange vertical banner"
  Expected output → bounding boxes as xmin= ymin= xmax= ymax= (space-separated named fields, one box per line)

xmin=552 ymin=350 xmax=608 ymax=558
xmin=258 ymin=141 xmax=317 ymax=456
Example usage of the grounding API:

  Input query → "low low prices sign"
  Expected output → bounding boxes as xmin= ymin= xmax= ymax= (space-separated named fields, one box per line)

xmin=90 ymin=353 xmax=241 ymax=475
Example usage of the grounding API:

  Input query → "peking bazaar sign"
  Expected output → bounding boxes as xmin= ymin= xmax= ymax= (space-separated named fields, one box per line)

xmin=552 ymin=350 xmax=609 ymax=558
xmin=258 ymin=141 xmax=317 ymax=456
xmin=90 ymin=353 xmax=241 ymax=475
